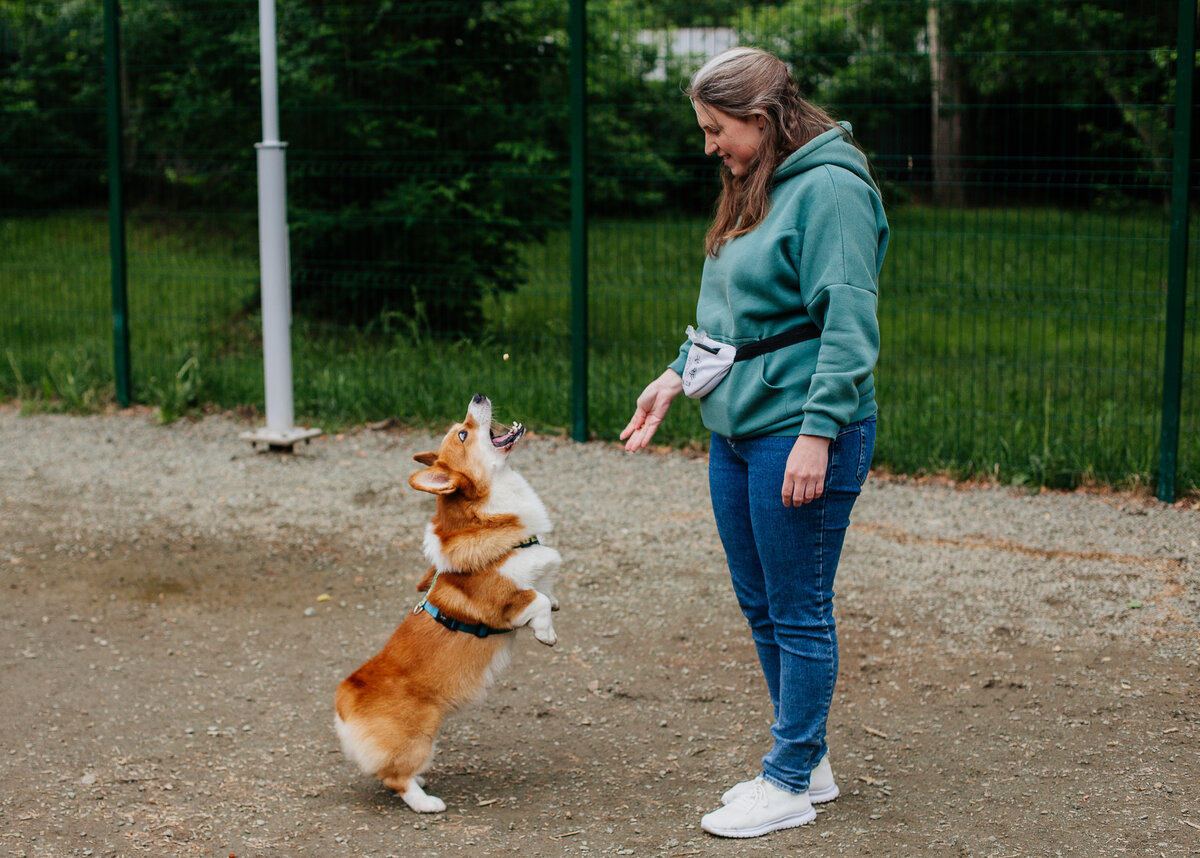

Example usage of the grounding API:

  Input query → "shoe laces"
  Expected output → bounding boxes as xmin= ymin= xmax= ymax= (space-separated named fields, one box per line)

xmin=729 ymin=777 xmax=769 ymax=809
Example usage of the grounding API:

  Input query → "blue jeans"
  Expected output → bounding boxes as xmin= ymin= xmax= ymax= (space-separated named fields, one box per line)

xmin=708 ymin=416 xmax=875 ymax=794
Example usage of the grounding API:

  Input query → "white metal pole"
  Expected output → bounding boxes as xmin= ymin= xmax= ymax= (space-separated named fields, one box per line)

xmin=258 ymin=0 xmax=280 ymax=144
xmin=257 ymin=0 xmax=291 ymax=435
xmin=242 ymin=0 xmax=319 ymax=450
xmin=256 ymin=139 xmax=293 ymax=435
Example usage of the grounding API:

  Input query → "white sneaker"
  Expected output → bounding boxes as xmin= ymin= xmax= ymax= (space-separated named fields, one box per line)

xmin=721 ymin=753 xmax=839 ymax=806
xmin=701 ymin=777 xmax=816 ymax=838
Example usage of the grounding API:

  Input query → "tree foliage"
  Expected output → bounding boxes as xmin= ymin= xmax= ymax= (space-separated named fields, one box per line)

xmin=0 ymin=0 xmax=108 ymax=207
xmin=727 ymin=0 xmax=1182 ymax=206
xmin=274 ymin=0 xmax=570 ymax=333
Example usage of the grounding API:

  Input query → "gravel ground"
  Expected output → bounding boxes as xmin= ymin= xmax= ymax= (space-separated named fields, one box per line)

xmin=1 ymin=403 xmax=1198 ymax=857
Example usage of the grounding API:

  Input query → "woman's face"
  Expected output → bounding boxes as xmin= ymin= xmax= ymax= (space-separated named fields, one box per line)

xmin=693 ymin=101 xmax=766 ymax=178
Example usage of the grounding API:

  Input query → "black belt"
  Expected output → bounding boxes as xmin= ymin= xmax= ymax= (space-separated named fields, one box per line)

xmin=733 ymin=323 xmax=820 ymax=362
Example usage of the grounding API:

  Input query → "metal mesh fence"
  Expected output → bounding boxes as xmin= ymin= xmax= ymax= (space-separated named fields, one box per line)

xmin=1 ymin=0 xmax=1196 ymax=494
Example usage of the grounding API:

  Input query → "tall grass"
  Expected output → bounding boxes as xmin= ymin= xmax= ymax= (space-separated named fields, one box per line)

xmin=879 ymin=205 xmax=1189 ymax=488
xmin=1 ymin=208 xmax=1195 ymax=492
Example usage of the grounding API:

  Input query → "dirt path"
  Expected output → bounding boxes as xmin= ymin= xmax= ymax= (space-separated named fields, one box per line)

xmin=1 ymin=407 xmax=1197 ymax=857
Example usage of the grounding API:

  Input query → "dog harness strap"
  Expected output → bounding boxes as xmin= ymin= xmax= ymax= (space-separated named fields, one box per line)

xmin=732 ymin=322 xmax=820 ymax=362
xmin=419 ymin=602 xmax=513 ymax=638
xmin=412 ymin=568 xmax=442 ymax=616
xmin=513 ymin=535 xmax=540 ymax=549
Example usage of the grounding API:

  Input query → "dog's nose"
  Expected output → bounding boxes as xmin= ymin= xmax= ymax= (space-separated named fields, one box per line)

xmin=472 ymin=393 xmax=488 ymax=405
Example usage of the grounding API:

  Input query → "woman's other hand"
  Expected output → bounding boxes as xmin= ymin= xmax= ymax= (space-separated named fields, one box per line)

xmin=783 ymin=433 xmax=831 ymax=506
xmin=619 ymin=369 xmax=683 ymax=451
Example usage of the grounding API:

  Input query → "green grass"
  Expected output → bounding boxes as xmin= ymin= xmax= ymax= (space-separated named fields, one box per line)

xmin=0 ymin=211 xmax=261 ymax=419
xmin=877 ymin=205 xmax=1192 ymax=489
xmin=1 ymin=208 xmax=1196 ymax=493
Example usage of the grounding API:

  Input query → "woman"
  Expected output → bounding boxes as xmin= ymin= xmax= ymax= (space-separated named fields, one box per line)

xmin=620 ymin=47 xmax=888 ymax=839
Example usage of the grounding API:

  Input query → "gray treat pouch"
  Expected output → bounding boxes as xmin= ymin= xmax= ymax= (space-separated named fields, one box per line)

xmin=682 ymin=325 xmax=737 ymax=398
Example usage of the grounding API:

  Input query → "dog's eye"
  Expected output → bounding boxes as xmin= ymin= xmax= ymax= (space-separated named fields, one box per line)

xmin=458 ymin=430 xmax=468 ymax=441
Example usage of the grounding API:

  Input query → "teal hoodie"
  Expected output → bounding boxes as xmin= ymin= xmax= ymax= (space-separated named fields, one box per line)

xmin=669 ymin=123 xmax=888 ymax=440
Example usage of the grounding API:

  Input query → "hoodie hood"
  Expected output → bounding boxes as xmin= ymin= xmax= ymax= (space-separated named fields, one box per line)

xmin=774 ymin=122 xmax=879 ymax=196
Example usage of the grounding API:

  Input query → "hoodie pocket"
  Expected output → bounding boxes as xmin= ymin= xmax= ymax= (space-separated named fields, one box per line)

xmin=759 ymin=350 xmax=809 ymax=416
xmin=699 ymin=347 xmax=812 ymax=438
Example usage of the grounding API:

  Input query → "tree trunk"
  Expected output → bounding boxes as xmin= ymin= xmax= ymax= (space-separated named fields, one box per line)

xmin=928 ymin=2 xmax=967 ymax=206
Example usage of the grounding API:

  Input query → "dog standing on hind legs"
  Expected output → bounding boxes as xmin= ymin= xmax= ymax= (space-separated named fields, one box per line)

xmin=335 ymin=393 xmax=561 ymax=813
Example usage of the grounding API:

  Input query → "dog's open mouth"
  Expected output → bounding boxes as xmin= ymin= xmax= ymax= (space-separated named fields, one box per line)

xmin=490 ymin=421 xmax=525 ymax=450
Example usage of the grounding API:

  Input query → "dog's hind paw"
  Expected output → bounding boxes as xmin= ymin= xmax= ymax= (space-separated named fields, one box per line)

xmin=533 ymin=625 xmax=558 ymax=646
xmin=401 ymin=781 xmax=446 ymax=813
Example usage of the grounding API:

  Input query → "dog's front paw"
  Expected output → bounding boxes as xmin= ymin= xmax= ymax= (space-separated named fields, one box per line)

xmin=530 ymin=602 xmax=557 ymax=645
xmin=516 ymin=592 xmax=557 ymax=645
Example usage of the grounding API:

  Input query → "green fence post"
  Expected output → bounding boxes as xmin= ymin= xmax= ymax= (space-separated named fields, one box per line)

xmin=103 ymin=0 xmax=131 ymax=408
xmin=1157 ymin=0 xmax=1196 ymax=503
xmin=569 ymin=0 xmax=588 ymax=442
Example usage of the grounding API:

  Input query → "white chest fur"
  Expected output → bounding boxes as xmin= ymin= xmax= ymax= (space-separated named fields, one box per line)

xmin=422 ymin=467 xmax=555 ymax=575
xmin=498 ymin=543 xmax=561 ymax=589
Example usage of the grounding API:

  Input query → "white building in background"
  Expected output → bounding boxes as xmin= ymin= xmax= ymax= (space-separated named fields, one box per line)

xmin=635 ymin=28 xmax=737 ymax=82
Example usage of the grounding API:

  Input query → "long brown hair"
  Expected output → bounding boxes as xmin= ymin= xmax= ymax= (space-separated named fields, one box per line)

xmin=687 ymin=47 xmax=843 ymax=257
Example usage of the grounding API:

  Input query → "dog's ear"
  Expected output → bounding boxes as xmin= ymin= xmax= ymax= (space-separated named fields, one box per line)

xmin=409 ymin=465 xmax=460 ymax=495
xmin=412 ymin=451 xmax=438 ymax=466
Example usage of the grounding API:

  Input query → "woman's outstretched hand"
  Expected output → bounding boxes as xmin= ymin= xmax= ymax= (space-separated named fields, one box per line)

xmin=619 ymin=369 xmax=683 ymax=451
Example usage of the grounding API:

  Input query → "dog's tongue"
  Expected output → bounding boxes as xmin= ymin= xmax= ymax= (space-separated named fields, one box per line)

xmin=490 ymin=421 xmax=525 ymax=449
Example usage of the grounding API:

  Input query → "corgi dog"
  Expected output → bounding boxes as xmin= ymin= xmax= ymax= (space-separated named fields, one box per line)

xmin=335 ymin=393 xmax=560 ymax=813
